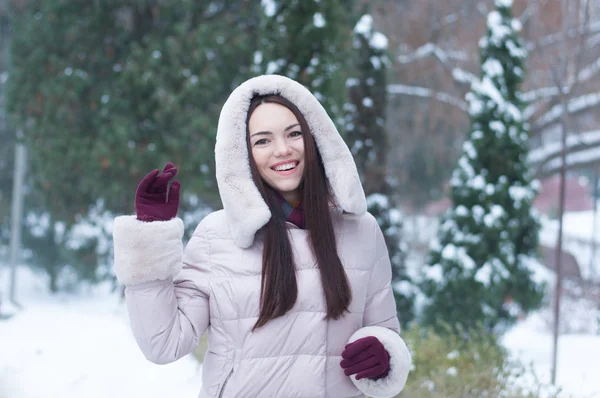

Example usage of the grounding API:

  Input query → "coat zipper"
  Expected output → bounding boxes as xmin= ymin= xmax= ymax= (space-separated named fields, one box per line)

xmin=218 ymin=368 xmax=234 ymax=398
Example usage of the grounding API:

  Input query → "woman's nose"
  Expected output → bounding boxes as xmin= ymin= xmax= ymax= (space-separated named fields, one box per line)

xmin=274 ymin=140 xmax=292 ymax=157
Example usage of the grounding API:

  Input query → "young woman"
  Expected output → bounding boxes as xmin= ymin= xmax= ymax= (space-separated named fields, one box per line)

xmin=113 ymin=75 xmax=411 ymax=398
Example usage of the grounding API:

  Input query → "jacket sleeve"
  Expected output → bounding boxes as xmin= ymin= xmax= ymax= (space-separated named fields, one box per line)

xmin=113 ymin=215 xmax=211 ymax=365
xmin=347 ymin=218 xmax=412 ymax=398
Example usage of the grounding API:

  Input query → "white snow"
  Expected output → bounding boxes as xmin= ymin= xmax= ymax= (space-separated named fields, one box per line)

xmin=474 ymin=263 xmax=493 ymax=286
xmin=0 ymin=267 xmax=202 ymax=398
xmin=489 ymin=120 xmax=506 ymax=134
xmin=3 ymin=207 xmax=600 ymax=397
xmin=354 ymin=14 xmax=373 ymax=36
xmin=487 ymin=11 xmax=511 ymax=46
xmin=397 ymin=43 xmax=468 ymax=64
xmin=313 ymin=12 xmax=325 ymax=28
xmin=261 ymin=0 xmax=276 ymax=17
xmin=539 ymin=210 xmax=600 ymax=280
xmin=253 ymin=51 xmax=263 ymax=65
xmin=387 ymin=83 xmax=467 ymax=111
xmin=502 ymin=312 xmax=600 ymax=398
xmin=482 ymin=59 xmax=503 ymax=77
xmin=495 ymin=0 xmax=513 ymax=7
xmin=370 ymin=32 xmax=388 ymax=50
xmin=366 ymin=193 xmax=389 ymax=209
xmin=462 ymin=141 xmax=477 ymax=159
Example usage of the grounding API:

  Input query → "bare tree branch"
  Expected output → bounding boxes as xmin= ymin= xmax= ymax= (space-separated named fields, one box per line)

xmin=530 ymin=129 xmax=600 ymax=172
xmin=522 ymin=87 xmax=560 ymax=102
xmin=387 ymin=84 xmax=467 ymax=111
xmin=533 ymin=91 xmax=600 ymax=130
xmin=452 ymin=67 xmax=478 ymax=85
xmin=519 ymin=0 xmax=545 ymax=25
xmin=537 ymin=146 xmax=600 ymax=178
xmin=526 ymin=20 xmax=600 ymax=52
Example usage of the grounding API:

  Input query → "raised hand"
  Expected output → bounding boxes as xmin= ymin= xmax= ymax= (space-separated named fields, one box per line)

xmin=135 ymin=162 xmax=181 ymax=222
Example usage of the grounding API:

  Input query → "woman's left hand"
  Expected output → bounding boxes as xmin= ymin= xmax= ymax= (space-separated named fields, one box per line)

xmin=340 ymin=336 xmax=390 ymax=380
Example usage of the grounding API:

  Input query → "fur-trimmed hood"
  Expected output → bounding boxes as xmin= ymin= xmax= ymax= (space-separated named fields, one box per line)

xmin=215 ymin=74 xmax=367 ymax=248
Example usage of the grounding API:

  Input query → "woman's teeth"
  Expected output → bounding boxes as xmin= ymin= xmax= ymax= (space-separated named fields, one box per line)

xmin=273 ymin=162 xmax=297 ymax=171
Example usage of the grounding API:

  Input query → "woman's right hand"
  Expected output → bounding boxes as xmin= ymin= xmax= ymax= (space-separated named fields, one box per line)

xmin=135 ymin=162 xmax=181 ymax=222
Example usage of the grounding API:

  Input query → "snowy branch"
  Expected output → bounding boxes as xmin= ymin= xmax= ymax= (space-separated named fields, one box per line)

xmin=530 ymin=129 xmax=600 ymax=175
xmin=537 ymin=145 xmax=600 ymax=178
xmin=452 ymin=67 xmax=478 ymax=85
xmin=387 ymin=84 xmax=467 ymax=111
xmin=571 ymin=57 xmax=600 ymax=86
xmin=397 ymin=43 xmax=468 ymax=64
xmin=522 ymin=87 xmax=560 ymax=102
xmin=533 ymin=91 xmax=600 ymax=131
xmin=526 ymin=20 xmax=600 ymax=52
xmin=522 ymin=58 xmax=600 ymax=107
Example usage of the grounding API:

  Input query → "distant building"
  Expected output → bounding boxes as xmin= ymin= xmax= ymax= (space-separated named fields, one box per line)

xmin=533 ymin=175 xmax=595 ymax=216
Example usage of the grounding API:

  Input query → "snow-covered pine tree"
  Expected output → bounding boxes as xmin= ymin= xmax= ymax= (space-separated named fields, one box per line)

xmin=344 ymin=14 xmax=414 ymax=327
xmin=253 ymin=0 xmax=354 ymax=125
xmin=420 ymin=0 xmax=543 ymax=332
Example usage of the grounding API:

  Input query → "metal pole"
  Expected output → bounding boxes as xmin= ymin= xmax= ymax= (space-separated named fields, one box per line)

xmin=550 ymin=121 xmax=567 ymax=385
xmin=9 ymin=141 xmax=26 ymax=307
xmin=0 ymin=0 xmax=8 ymax=315
xmin=590 ymin=167 xmax=599 ymax=278
xmin=551 ymin=0 xmax=573 ymax=384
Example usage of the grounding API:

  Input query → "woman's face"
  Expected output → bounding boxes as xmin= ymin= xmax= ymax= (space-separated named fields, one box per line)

xmin=248 ymin=102 xmax=305 ymax=203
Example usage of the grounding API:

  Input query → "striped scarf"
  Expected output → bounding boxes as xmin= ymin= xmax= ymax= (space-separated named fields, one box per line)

xmin=274 ymin=191 xmax=305 ymax=229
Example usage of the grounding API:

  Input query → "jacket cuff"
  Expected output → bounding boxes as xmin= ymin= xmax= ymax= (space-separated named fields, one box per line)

xmin=346 ymin=326 xmax=412 ymax=398
xmin=113 ymin=215 xmax=184 ymax=285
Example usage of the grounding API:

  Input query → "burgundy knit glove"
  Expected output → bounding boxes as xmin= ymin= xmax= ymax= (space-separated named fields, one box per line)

xmin=340 ymin=336 xmax=390 ymax=381
xmin=135 ymin=162 xmax=180 ymax=222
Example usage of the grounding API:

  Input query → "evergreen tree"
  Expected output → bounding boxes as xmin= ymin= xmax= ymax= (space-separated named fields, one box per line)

xmin=7 ymin=0 xmax=262 ymax=224
xmin=420 ymin=0 xmax=543 ymax=332
xmin=0 ymin=2 xmax=12 ymax=254
xmin=6 ymin=0 xmax=262 ymax=289
xmin=344 ymin=13 xmax=414 ymax=327
xmin=253 ymin=0 xmax=354 ymax=124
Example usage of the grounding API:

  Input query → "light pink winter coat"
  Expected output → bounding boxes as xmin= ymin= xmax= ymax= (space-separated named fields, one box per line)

xmin=113 ymin=75 xmax=411 ymax=398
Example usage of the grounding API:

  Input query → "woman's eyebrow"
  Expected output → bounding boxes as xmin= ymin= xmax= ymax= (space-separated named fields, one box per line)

xmin=284 ymin=123 xmax=300 ymax=131
xmin=251 ymin=123 xmax=300 ymax=137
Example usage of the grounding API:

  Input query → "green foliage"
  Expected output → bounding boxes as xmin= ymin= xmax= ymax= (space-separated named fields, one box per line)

xmin=420 ymin=1 xmax=543 ymax=332
xmin=253 ymin=0 xmax=355 ymax=125
xmin=6 ymin=0 xmax=264 ymax=288
xmin=398 ymin=325 xmax=564 ymax=398
xmin=342 ymin=12 xmax=415 ymax=327
xmin=7 ymin=0 xmax=263 ymax=224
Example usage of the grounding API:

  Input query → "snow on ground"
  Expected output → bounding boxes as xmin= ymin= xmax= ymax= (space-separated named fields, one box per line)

xmin=3 ymin=207 xmax=600 ymax=398
xmin=503 ymin=312 xmax=600 ymax=398
xmin=0 ymin=267 xmax=202 ymax=398
xmin=540 ymin=211 xmax=600 ymax=280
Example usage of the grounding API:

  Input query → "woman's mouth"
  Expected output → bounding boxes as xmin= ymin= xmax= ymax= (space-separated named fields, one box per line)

xmin=271 ymin=161 xmax=299 ymax=175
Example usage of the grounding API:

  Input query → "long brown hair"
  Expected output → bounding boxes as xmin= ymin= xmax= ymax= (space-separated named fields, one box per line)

xmin=246 ymin=95 xmax=352 ymax=330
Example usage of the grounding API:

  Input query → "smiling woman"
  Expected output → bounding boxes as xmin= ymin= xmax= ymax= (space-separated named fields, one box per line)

xmin=247 ymin=98 xmax=305 ymax=204
xmin=112 ymin=75 xmax=412 ymax=398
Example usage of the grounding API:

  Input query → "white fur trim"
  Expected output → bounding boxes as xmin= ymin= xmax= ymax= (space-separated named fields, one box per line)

xmin=215 ymin=74 xmax=367 ymax=248
xmin=113 ymin=216 xmax=184 ymax=285
xmin=347 ymin=326 xmax=412 ymax=398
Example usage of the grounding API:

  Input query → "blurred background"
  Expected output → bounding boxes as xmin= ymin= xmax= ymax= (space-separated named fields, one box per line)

xmin=1 ymin=0 xmax=599 ymax=397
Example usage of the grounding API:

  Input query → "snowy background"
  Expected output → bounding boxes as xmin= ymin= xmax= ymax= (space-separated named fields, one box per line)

xmin=1 ymin=210 xmax=600 ymax=398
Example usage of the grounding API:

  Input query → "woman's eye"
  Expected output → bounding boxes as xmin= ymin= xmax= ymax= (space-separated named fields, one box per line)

xmin=290 ymin=131 xmax=303 ymax=137
xmin=254 ymin=139 xmax=268 ymax=146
